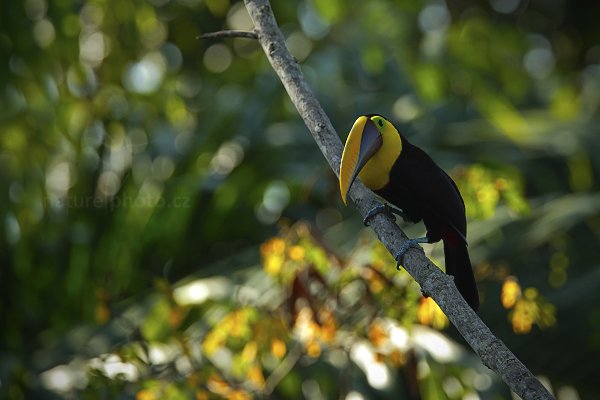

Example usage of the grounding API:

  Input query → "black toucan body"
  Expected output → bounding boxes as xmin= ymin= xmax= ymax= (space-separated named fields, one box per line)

xmin=339 ymin=114 xmax=479 ymax=310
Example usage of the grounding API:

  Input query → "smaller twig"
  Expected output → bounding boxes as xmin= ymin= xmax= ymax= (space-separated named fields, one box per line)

xmin=263 ymin=342 xmax=304 ymax=395
xmin=197 ymin=30 xmax=258 ymax=40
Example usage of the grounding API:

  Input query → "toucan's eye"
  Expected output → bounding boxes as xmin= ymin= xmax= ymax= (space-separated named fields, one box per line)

xmin=377 ymin=119 xmax=384 ymax=127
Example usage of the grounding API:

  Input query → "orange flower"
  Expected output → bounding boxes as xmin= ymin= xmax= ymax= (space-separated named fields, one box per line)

xmin=271 ymin=338 xmax=287 ymax=358
xmin=368 ymin=321 xmax=388 ymax=348
xmin=288 ymin=245 xmax=305 ymax=261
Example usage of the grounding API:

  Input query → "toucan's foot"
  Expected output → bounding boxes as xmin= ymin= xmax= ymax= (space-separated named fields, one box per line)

xmin=394 ymin=237 xmax=429 ymax=269
xmin=363 ymin=203 xmax=409 ymax=226
xmin=363 ymin=204 xmax=388 ymax=226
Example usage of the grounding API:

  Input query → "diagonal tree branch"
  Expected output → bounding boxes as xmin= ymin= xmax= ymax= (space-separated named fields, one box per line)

xmin=232 ymin=1 xmax=555 ymax=399
xmin=198 ymin=30 xmax=258 ymax=40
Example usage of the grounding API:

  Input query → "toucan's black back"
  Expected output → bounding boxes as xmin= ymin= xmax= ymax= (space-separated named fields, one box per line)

xmin=375 ymin=135 xmax=479 ymax=310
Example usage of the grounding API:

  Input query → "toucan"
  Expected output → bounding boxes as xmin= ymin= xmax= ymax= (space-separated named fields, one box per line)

xmin=339 ymin=114 xmax=479 ymax=311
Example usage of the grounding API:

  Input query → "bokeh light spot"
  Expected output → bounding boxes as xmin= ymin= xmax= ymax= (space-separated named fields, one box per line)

xmin=298 ymin=2 xmax=330 ymax=40
xmin=80 ymin=31 xmax=108 ymax=66
xmin=393 ymin=95 xmax=421 ymax=122
xmin=25 ymin=0 xmax=47 ymax=21
xmin=46 ymin=161 xmax=72 ymax=198
xmin=204 ymin=44 xmax=233 ymax=73
xmin=33 ymin=19 xmax=55 ymax=48
xmin=418 ymin=3 xmax=450 ymax=33
xmin=489 ymin=0 xmax=520 ymax=14
xmin=286 ymin=31 xmax=313 ymax=62
xmin=124 ymin=52 xmax=166 ymax=94
xmin=97 ymin=170 xmax=121 ymax=197
xmin=226 ymin=1 xmax=253 ymax=31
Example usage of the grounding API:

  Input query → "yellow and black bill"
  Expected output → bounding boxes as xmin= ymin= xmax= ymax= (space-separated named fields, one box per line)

xmin=339 ymin=116 xmax=382 ymax=204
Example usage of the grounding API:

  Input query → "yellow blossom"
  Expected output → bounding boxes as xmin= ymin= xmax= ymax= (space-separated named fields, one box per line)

xmin=261 ymin=238 xmax=287 ymax=275
xmin=264 ymin=254 xmax=284 ymax=276
xmin=417 ymin=297 xmax=448 ymax=329
xmin=207 ymin=374 xmax=231 ymax=397
xmin=241 ymin=341 xmax=257 ymax=363
xmin=228 ymin=390 xmax=251 ymax=400
xmin=501 ymin=276 xmax=521 ymax=309
xmin=306 ymin=340 xmax=321 ymax=358
xmin=136 ymin=389 xmax=156 ymax=400
xmin=246 ymin=365 xmax=265 ymax=389
xmin=511 ymin=299 xmax=536 ymax=334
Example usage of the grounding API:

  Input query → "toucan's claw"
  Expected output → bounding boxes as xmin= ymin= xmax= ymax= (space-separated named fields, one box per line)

xmin=363 ymin=203 xmax=409 ymax=226
xmin=394 ymin=237 xmax=429 ymax=268
xmin=363 ymin=204 xmax=388 ymax=226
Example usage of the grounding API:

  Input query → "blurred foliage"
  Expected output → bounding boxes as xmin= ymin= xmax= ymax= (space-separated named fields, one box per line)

xmin=454 ymin=164 xmax=530 ymax=220
xmin=1 ymin=0 xmax=600 ymax=398
xmin=501 ymin=276 xmax=556 ymax=334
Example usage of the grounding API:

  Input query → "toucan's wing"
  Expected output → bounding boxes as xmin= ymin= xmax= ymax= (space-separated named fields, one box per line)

xmin=390 ymin=141 xmax=467 ymax=243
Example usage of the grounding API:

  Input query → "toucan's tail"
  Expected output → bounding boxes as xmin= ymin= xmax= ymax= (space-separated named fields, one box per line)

xmin=443 ymin=241 xmax=479 ymax=311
